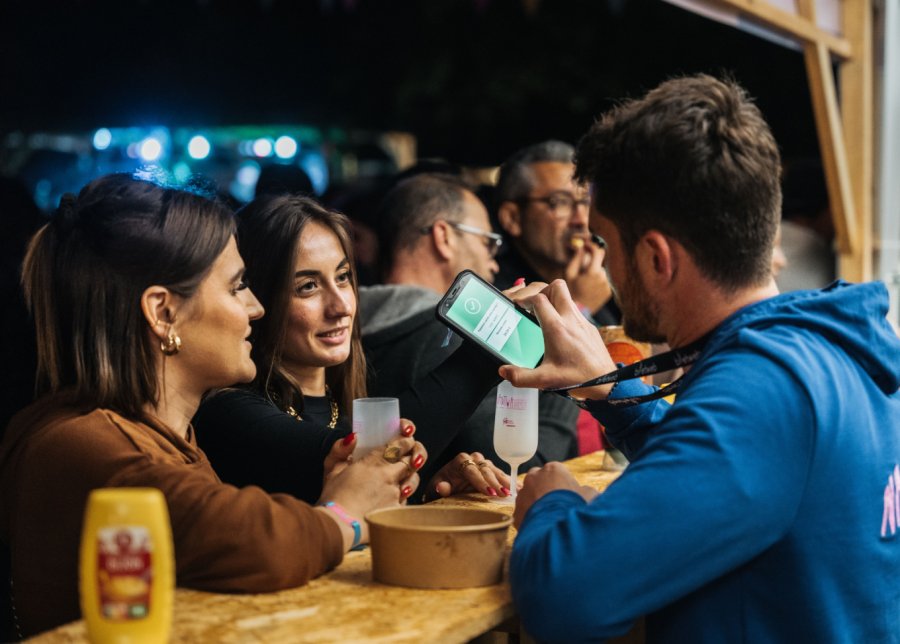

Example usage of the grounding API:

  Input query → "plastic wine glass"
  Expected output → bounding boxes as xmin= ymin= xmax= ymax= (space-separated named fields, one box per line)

xmin=492 ymin=381 xmax=539 ymax=504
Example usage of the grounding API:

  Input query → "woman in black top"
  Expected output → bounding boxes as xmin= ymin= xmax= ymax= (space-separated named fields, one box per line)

xmin=194 ymin=195 xmax=509 ymax=504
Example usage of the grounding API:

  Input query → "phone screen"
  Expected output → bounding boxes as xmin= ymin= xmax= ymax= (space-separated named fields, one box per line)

xmin=445 ymin=275 xmax=544 ymax=368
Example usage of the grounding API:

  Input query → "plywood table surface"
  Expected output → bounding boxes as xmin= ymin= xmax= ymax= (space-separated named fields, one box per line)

xmin=29 ymin=451 xmax=624 ymax=643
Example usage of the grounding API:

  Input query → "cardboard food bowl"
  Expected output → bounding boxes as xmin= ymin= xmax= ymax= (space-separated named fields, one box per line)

xmin=365 ymin=506 xmax=512 ymax=589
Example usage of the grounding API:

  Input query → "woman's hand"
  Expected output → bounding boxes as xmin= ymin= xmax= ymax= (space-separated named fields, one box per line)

xmin=317 ymin=421 xmax=427 ymax=550
xmin=322 ymin=418 xmax=417 ymax=479
xmin=323 ymin=432 xmax=357 ymax=478
xmin=424 ymin=452 xmax=512 ymax=502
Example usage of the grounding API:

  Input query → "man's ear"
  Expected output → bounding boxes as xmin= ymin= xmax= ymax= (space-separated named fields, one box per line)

xmin=430 ymin=220 xmax=455 ymax=262
xmin=638 ymin=230 xmax=677 ymax=288
xmin=141 ymin=285 xmax=178 ymax=342
xmin=497 ymin=201 xmax=522 ymax=238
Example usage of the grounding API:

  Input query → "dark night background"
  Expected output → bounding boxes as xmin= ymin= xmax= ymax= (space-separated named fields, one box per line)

xmin=1 ymin=0 xmax=819 ymax=166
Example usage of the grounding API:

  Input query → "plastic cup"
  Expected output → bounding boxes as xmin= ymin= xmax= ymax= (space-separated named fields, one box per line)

xmin=352 ymin=397 xmax=401 ymax=456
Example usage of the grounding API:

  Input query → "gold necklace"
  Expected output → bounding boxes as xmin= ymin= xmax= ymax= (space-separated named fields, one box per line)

xmin=285 ymin=385 xmax=340 ymax=429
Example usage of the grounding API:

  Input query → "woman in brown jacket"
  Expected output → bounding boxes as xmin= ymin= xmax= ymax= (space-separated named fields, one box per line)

xmin=0 ymin=174 xmax=425 ymax=638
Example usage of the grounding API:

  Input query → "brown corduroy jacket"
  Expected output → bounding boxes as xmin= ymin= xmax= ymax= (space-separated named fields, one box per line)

xmin=0 ymin=394 xmax=343 ymax=638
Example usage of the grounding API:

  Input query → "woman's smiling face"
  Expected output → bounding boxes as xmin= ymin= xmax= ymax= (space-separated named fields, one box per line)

xmin=280 ymin=221 xmax=356 ymax=383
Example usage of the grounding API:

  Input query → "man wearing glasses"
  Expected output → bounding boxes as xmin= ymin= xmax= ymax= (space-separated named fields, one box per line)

xmin=359 ymin=173 xmax=581 ymax=479
xmin=495 ymin=140 xmax=619 ymax=326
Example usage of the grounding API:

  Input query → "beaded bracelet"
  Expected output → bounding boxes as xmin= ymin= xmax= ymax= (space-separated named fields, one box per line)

xmin=321 ymin=501 xmax=362 ymax=550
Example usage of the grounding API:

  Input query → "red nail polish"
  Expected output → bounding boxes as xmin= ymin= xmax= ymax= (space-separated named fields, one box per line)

xmin=486 ymin=487 xmax=497 ymax=497
xmin=513 ymin=277 xmax=525 ymax=286
xmin=341 ymin=433 xmax=356 ymax=446
xmin=413 ymin=454 xmax=424 ymax=469
xmin=402 ymin=424 xmax=414 ymax=437
xmin=401 ymin=486 xmax=412 ymax=498
xmin=500 ymin=486 xmax=510 ymax=496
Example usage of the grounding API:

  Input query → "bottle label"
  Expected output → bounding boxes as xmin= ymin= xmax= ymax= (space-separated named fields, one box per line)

xmin=496 ymin=394 xmax=528 ymax=411
xmin=97 ymin=526 xmax=153 ymax=620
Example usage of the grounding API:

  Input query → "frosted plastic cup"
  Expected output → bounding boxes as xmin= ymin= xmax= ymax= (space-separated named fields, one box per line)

xmin=352 ymin=397 xmax=401 ymax=456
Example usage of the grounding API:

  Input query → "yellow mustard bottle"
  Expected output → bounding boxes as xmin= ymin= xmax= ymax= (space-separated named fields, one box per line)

xmin=79 ymin=488 xmax=174 ymax=643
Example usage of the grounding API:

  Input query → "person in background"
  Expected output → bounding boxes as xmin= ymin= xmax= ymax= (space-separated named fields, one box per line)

xmin=194 ymin=194 xmax=509 ymax=504
xmin=502 ymin=75 xmax=900 ymax=641
xmin=0 ymin=175 xmax=425 ymax=638
xmin=361 ymin=173 xmax=581 ymax=480
xmin=494 ymin=140 xmax=618 ymax=326
xmin=776 ymin=158 xmax=836 ymax=292
xmin=494 ymin=143 xmax=619 ymax=455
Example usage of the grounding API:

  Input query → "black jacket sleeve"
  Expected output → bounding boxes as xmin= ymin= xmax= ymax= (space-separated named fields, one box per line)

xmin=394 ymin=342 xmax=502 ymax=487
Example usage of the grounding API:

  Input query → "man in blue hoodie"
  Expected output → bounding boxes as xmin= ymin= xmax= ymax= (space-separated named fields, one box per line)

xmin=500 ymin=74 xmax=900 ymax=642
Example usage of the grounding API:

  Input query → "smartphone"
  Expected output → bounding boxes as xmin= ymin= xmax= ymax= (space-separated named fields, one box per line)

xmin=436 ymin=270 xmax=544 ymax=368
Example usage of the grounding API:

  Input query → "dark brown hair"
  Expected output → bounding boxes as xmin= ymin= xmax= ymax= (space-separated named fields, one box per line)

xmin=235 ymin=194 xmax=367 ymax=416
xmin=575 ymin=74 xmax=782 ymax=290
xmin=22 ymin=174 xmax=236 ymax=417
xmin=376 ymin=173 xmax=473 ymax=275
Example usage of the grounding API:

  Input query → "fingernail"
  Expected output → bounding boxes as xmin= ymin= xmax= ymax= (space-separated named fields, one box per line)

xmin=401 ymin=424 xmax=414 ymax=437
xmin=513 ymin=277 xmax=525 ymax=286
xmin=401 ymin=486 xmax=412 ymax=498
xmin=500 ymin=486 xmax=510 ymax=496
xmin=486 ymin=487 xmax=497 ymax=497
xmin=341 ymin=433 xmax=356 ymax=446
xmin=435 ymin=485 xmax=442 ymax=496
xmin=413 ymin=454 xmax=424 ymax=469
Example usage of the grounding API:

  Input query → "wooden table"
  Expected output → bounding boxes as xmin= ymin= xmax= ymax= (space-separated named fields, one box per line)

xmin=30 ymin=451 xmax=629 ymax=643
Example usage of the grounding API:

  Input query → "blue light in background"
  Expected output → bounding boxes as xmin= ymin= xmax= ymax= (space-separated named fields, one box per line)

xmin=274 ymin=136 xmax=298 ymax=159
xmin=93 ymin=128 xmax=112 ymax=150
xmin=139 ymin=137 xmax=163 ymax=161
xmin=301 ymin=152 xmax=329 ymax=194
xmin=252 ymin=138 xmax=273 ymax=158
xmin=230 ymin=160 xmax=261 ymax=202
xmin=173 ymin=161 xmax=192 ymax=183
xmin=187 ymin=135 xmax=211 ymax=160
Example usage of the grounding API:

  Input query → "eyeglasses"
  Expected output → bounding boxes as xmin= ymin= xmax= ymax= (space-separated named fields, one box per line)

xmin=519 ymin=191 xmax=590 ymax=219
xmin=420 ymin=221 xmax=504 ymax=257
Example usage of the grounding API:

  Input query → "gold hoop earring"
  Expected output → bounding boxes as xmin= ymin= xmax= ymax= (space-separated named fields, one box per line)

xmin=160 ymin=332 xmax=182 ymax=356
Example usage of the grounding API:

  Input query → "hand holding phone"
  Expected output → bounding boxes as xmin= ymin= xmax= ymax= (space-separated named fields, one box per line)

xmin=436 ymin=270 xmax=545 ymax=368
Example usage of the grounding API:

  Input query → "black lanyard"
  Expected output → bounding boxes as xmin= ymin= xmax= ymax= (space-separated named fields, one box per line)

xmin=546 ymin=332 xmax=712 ymax=409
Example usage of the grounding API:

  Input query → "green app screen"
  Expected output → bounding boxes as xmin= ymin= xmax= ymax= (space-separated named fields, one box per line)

xmin=446 ymin=278 xmax=544 ymax=368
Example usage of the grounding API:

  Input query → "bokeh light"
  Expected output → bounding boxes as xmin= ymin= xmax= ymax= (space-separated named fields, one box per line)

xmin=187 ymin=135 xmax=211 ymax=160
xmin=139 ymin=137 xmax=163 ymax=161
xmin=92 ymin=128 xmax=112 ymax=151
xmin=274 ymin=136 xmax=298 ymax=159
xmin=252 ymin=138 xmax=273 ymax=157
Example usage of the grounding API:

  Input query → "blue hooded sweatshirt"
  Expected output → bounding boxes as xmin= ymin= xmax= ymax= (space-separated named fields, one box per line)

xmin=510 ymin=281 xmax=900 ymax=643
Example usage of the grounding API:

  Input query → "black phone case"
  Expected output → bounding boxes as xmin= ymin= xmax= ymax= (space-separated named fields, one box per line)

xmin=435 ymin=270 xmax=543 ymax=367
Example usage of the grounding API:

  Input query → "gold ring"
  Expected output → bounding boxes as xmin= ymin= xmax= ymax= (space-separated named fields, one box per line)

xmin=383 ymin=445 xmax=402 ymax=463
xmin=458 ymin=459 xmax=476 ymax=474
